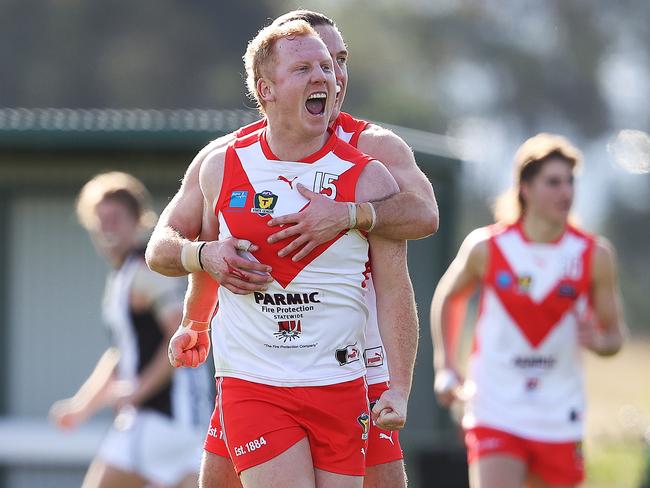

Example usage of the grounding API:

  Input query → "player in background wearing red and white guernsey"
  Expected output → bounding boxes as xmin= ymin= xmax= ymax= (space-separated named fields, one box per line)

xmin=170 ymin=21 xmax=417 ymax=488
xmin=430 ymin=133 xmax=626 ymax=488
xmin=146 ymin=10 xmax=436 ymax=488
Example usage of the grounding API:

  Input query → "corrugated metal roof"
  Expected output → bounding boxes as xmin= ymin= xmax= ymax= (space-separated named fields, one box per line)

xmin=0 ymin=108 xmax=258 ymax=133
xmin=0 ymin=108 xmax=459 ymax=159
xmin=0 ymin=108 xmax=259 ymax=151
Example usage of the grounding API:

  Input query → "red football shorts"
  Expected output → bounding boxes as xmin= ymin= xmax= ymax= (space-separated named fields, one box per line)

xmin=204 ymin=397 xmax=230 ymax=458
xmin=465 ymin=426 xmax=584 ymax=485
xmin=212 ymin=376 xmax=369 ymax=476
xmin=366 ymin=381 xmax=404 ymax=467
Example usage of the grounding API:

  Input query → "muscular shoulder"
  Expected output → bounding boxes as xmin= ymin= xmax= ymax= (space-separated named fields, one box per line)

xmin=181 ymin=132 xmax=236 ymax=185
xmin=199 ymin=143 xmax=230 ymax=206
xmin=458 ymin=227 xmax=490 ymax=277
xmin=356 ymin=160 xmax=400 ymax=203
xmin=198 ymin=132 xmax=237 ymax=161
xmin=357 ymin=124 xmax=412 ymax=167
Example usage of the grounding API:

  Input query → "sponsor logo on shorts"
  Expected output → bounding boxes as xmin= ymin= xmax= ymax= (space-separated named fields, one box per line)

xmin=207 ymin=426 xmax=221 ymax=439
xmin=251 ymin=190 xmax=278 ymax=216
xmin=379 ymin=432 xmax=395 ymax=445
xmin=364 ymin=346 xmax=384 ymax=367
xmin=229 ymin=190 xmax=248 ymax=208
xmin=274 ymin=320 xmax=302 ymax=342
xmin=357 ymin=412 xmax=370 ymax=440
xmin=477 ymin=437 xmax=502 ymax=452
xmin=336 ymin=343 xmax=361 ymax=365
xmin=233 ymin=436 xmax=267 ymax=457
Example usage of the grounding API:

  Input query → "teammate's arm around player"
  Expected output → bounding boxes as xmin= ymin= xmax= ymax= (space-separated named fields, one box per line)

xmin=357 ymin=160 xmax=419 ymax=430
xmin=429 ymin=228 xmax=489 ymax=406
xmin=266 ymin=126 xmax=439 ymax=261
xmin=145 ymin=135 xmax=272 ymax=294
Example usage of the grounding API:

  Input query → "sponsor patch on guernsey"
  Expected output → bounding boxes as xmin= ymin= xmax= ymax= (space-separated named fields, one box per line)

xmin=251 ymin=190 xmax=278 ymax=215
xmin=229 ymin=190 xmax=248 ymax=208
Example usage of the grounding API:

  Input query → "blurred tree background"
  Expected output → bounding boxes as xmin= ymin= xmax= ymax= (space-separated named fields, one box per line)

xmin=1 ymin=0 xmax=647 ymax=329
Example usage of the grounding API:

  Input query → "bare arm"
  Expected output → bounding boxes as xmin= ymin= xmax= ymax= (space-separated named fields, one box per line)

xmin=146 ymin=135 xmax=233 ymax=276
xmin=356 ymin=161 xmax=417 ymax=430
xmin=577 ymin=237 xmax=626 ymax=356
xmin=430 ymin=228 xmax=488 ymax=407
xmin=356 ymin=125 xmax=438 ymax=239
xmin=49 ymin=347 xmax=120 ymax=429
xmin=266 ymin=125 xmax=439 ymax=260
xmin=168 ymin=188 xmax=222 ymax=368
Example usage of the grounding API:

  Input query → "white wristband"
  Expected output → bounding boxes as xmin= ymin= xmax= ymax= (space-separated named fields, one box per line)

xmin=181 ymin=241 xmax=206 ymax=273
xmin=346 ymin=202 xmax=357 ymax=229
xmin=434 ymin=368 xmax=460 ymax=394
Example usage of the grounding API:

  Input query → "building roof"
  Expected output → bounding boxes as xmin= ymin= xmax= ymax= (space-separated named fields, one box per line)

xmin=0 ymin=107 xmax=459 ymax=159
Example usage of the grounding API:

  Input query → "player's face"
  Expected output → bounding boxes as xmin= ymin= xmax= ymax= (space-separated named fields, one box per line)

xmin=265 ymin=35 xmax=336 ymax=138
xmin=522 ymin=158 xmax=575 ymax=224
xmin=90 ymin=199 xmax=139 ymax=263
xmin=314 ymin=24 xmax=348 ymax=123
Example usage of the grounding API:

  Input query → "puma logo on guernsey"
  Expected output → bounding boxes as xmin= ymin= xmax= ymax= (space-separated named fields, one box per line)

xmin=379 ymin=432 xmax=395 ymax=445
xmin=277 ymin=175 xmax=298 ymax=189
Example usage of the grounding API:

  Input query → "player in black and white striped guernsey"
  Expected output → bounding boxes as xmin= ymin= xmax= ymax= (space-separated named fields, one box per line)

xmin=49 ymin=172 xmax=212 ymax=488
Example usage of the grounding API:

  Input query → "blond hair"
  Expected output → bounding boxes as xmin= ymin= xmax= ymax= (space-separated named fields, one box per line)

xmin=76 ymin=172 xmax=156 ymax=230
xmin=493 ymin=133 xmax=583 ymax=224
xmin=243 ymin=19 xmax=319 ymax=113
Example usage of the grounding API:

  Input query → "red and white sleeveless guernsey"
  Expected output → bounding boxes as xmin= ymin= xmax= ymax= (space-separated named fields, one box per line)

xmin=234 ymin=113 xmax=390 ymax=386
xmin=463 ymin=222 xmax=595 ymax=442
xmin=211 ymin=128 xmax=374 ymax=387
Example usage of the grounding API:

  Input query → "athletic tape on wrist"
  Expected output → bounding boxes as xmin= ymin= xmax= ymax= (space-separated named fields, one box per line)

xmin=181 ymin=318 xmax=210 ymax=332
xmin=367 ymin=202 xmax=377 ymax=232
xmin=434 ymin=368 xmax=460 ymax=393
xmin=346 ymin=202 xmax=357 ymax=229
xmin=181 ymin=241 xmax=206 ymax=273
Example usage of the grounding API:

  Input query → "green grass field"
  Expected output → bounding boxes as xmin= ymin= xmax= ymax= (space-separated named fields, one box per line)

xmin=583 ymin=336 xmax=650 ymax=488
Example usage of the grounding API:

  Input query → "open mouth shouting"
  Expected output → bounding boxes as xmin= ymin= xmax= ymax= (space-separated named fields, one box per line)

xmin=305 ymin=91 xmax=327 ymax=116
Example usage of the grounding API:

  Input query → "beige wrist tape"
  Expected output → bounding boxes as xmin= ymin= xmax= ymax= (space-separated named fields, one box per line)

xmin=367 ymin=202 xmax=377 ymax=232
xmin=346 ymin=202 xmax=357 ymax=229
xmin=353 ymin=202 xmax=377 ymax=232
xmin=434 ymin=368 xmax=460 ymax=393
xmin=181 ymin=241 xmax=206 ymax=273
xmin=181 ymin=317 xmax=210 ymax=331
